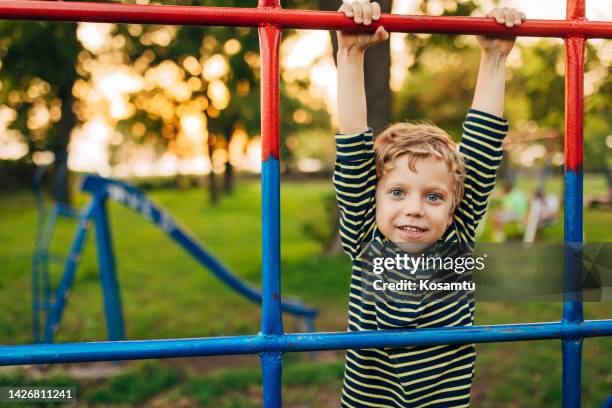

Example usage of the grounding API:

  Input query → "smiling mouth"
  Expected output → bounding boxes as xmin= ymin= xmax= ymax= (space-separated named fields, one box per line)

xmin=397 ymin=225 xmax=428 ymax=234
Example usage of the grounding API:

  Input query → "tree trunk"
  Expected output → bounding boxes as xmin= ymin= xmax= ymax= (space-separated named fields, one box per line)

xmin=319 ymin=0 xmax=392 ymax=134
xmin=319 ymin=0 xmax=392 ymax=255
xmin=208 ymin=136 xmax=219 ymax=206
xmin=363 ymin=7 xmax=392 ymax=134
xmin=209 ymin=171 xmax=218 ymax=205
xmin=223 ymin=123 xmax=234 ymax=194
xmin=53 ymin=82 xmax=76 ymax=205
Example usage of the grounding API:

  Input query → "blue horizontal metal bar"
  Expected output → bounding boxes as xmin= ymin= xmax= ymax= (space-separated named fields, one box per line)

xmin=2 ymin=320 xmax=612 ymax=366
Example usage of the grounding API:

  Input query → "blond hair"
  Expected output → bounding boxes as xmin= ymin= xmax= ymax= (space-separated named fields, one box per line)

xmin=374 ymin=122 xmax=466 ymax=211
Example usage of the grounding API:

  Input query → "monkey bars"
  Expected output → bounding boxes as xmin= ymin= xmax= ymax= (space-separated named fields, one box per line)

xmin=0 ymin=0 xmax=611 ymax=407
xmin=0 ymin=0 xmax=610 ymax=38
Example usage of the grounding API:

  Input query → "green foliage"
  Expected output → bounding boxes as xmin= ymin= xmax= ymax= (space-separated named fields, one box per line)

xmin=0 ymin=22 xmax=78 ymax=89
xmin=0 ymin=21 xmax=80 ymax=154
xmin=393 ymin=1 xmax=481 ymax=138
xmin=507 ymin=40 xmax=610 ymax=172
xmin=0 ymin=0 xmax=331 ymax=176
xmin=0 ymin=371 xmax=76 ymax=388
xmin=393 ymin=2 xmax=611 ymax=171
xmin=508 ymin=41 xmax=565 ymax=129
xmin=301 ymin=190 xmax=337 ymax=247
xmin=111 ymin=0 xmax=330 ymax=167
xmin=583 ymin=42 xmax=612 ymax=172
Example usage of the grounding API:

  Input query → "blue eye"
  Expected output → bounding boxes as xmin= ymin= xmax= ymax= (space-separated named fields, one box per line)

xmin=426 ymin=193 xmax=441 ymax=201
xmin=389 ymin=188 xmax=404 ymax=198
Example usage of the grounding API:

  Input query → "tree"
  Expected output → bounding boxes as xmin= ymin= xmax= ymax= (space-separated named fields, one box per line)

xmin=111 ymin=0 xmax=331 ymax=204
xmin=395 ymin=2 xmax=610 ymax=174
xmin=393 ymin=0 xmax=481 ymax=137
xmin=0 ymin=21 xmax=81 ymax=203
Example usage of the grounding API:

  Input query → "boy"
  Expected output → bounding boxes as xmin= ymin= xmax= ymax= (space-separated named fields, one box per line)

xmin=334 ymin=2 xmax=525 ymax=407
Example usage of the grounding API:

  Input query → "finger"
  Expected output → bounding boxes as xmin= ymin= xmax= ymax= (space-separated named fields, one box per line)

xmin=351 ymin=2 xmax=363 ymax=24
xmin=380 ymin=26 xmax=390 ymax=41
xmin=338 ymin=3 xmax=352 ymax=17
xmin=372 ymin=2 xmax=381 ymax=21
xmin=362 ymin=2 xmax=373 ymax=25
xmin=373 ymin=26 xmax=389 ymax=42
xmin=501 ymin=8 xmax=514 ymax=27
xmin=520 ymin=12 xmax=527 ymax=21
xmin=352 ymin=3 xmax=364 ymax=24
xmin=489 ymin=8 xmax=503 ymax=24
xmin=505 ymin=9 xmax=521 ymax=26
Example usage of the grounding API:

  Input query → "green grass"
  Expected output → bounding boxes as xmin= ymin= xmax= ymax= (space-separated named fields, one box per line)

xmin=0 ymin=174 xmax=610 ymax=407
xmin=87 ymin=361 xmax=182 ymax=405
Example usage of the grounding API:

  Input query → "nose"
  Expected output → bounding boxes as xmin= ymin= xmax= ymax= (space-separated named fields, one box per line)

xmin=403 ymin=195 xmax=424 ymax=217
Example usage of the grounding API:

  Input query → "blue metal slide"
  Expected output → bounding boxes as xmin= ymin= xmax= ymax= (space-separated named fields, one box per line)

xmin=35 ymin=174 xmax=317 ymax=343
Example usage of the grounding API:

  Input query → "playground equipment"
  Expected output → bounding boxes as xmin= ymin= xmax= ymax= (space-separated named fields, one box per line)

xmin=0 ymin=1 xmax=611 ymax=407
xmin=33 ymin=174 xmax=318 ymax=344
xmin=32 ymin=160 xmax=80 ymax=344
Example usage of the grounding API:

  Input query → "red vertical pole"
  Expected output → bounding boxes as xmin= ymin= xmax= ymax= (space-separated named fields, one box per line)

xmin=258 ymin=0 xmax=283 ymax=407
xmin=562 ymin=0 xmax=585 ymax=406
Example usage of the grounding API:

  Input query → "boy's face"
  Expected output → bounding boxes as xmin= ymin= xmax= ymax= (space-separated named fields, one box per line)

xmin=375 ymin=155 xmax=455 ymax=252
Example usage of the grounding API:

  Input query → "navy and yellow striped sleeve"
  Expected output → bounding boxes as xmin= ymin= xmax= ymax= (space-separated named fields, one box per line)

xmin=333 ymin=128 xmax=377 ymax=259
xmin=454 ymin=109 xmax=509 ymax=238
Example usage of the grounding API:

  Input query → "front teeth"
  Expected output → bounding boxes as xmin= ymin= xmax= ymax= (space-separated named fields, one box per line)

xmin=400 ymin=226 xmax=424 ymax=233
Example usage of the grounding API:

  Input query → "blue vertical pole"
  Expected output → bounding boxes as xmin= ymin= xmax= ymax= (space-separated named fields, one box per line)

xmin=260 ymin=155 xmax=282 ymax=336
xmin=261 ymin=351 xmax=283 ymax=408
xmin=41 ymin=207 xmax=59 ymax=314
xmin=32 ymin=167 xmax=46 ymax=344
xmin=93 ymin=194 xmax=126 ymax=341
xmin=563 ymin=0 xmax=585 ymax=406
xmin=43 ymin=203 xmax=96 ymax=343
xmin=32 ymin=246 xmax=41 ymax=343
xmin=258 ymin=0 xmax=283 ymax=403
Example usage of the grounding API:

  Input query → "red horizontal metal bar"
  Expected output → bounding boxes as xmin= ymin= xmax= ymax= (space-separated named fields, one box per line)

xmin=0 ymin=0 xmax=610 ymax=39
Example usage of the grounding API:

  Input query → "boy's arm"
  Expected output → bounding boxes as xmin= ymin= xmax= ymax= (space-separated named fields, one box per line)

xmin=470 ymin=53 xmax=509 ymax=118
xmin=334 ymin=1 xmax=388 ymax=258
xmin=454 ymin=8 xmax=524 ymax=236
xmin=471 ymin=7 xmax=525 ymax=117
xmin=336 ymin=1 xmax=388 ymax=134
xmin=337 ymin=49 xmax=368 ymax=134
xmin=334 ymin=129 xmax=377 ymax=259
xmin=455 ymin=109 xmax=508 ymax=235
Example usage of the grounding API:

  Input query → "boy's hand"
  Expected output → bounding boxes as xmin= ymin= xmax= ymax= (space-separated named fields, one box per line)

xmin=337 ymin=1 xmax=389 ymax=53
xmin=477 ymin=8 xmax=526 ymax=57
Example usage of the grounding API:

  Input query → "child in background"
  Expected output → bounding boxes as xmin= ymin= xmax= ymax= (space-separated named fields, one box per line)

xmin=492 ymin=181 xmax=529 ymax=241
xmin=334 ymin=2 xmax=525 ymax=406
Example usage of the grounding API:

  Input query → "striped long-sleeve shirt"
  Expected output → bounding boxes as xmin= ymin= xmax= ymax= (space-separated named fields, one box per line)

xmin=334 ymin=109 xmax=509 ymax=407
